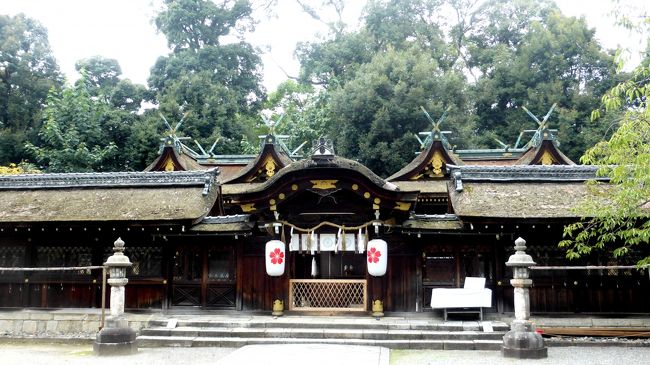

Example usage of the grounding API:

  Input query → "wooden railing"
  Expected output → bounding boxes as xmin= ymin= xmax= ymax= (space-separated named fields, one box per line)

xmin=289 ymin=279 xmax=367 ymax=312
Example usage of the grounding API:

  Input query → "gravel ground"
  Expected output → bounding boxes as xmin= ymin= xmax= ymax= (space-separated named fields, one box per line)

xmin=391 ymin=347 xmax=650 ymax=365
xmin=0 ymin=343 xmax=236 ymax=365
xmin=1 ymin=343 xmax=649 ymax=365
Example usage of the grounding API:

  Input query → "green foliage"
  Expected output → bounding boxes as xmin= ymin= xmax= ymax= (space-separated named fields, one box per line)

xmin=25 ymin=76 xmax=118 ymax=172
xmin=467 ymin=0 xmax=618 ymax=159
xmin=560 ymin=56 xmax=650 ymax=267
xmin=76 ymin=55 xmax=148 ymax=112
xmin=262 ymin=80 xmax=331 ymax=153
xmin=291 ymin=0 xmax=621 ymax=172
xmin=296 ymin=31 xmax=375 ymax=86
xmin=151 ymin=0 xmax=264 ymax=154
xmin=0 ymin=13 xmax=63 ymax=164
xmin=75 ymin=56 xmax=122 ymax=90
xmin=155 ymin=0 xmax=253 ymax=52
xmin=328 ymin=46 xmax=473 ymax=176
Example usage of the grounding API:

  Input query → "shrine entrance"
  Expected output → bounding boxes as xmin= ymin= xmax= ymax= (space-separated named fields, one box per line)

xmin=170 ymin=243 xmax=236 ymax=308
xmin=287 ymin=234 xmax=369 ymax=312
xmin=289 ymin=254 xmax=368 ymax=312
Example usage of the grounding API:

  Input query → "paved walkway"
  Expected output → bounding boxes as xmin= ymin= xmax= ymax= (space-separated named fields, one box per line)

xmin=1 ymin=343 xmax=649 ymax=365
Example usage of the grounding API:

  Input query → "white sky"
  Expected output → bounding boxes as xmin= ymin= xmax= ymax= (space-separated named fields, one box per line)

xmin=1 ymin=0 xmax=648 ymax=91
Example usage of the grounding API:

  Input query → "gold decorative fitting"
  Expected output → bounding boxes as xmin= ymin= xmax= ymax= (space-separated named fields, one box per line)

xmin=352 ymin=184 xmax=359 ymax=191
xmin=163 ymin=158 xmax=175 ymax=172
xmin=430 ymin=150 xmax=444 ymax=176
xmin=264 ymin=157 xmax=277 ymax=177
xmin=540 ymin=151 xmax=555 ymax=165
xmin=373 ymin=198 xmax=381 ymax=204
xmin=272 ymin=299 xmax=284 ymax=316
xmin=363 ymin=192 xmax=371 ymax=199
xmin=394 ymin=202 xmax=411 ymax=211
xmin=279 ymin=193 xmax=286 ymax=200
xmin=310 ymin=180 xmax=338 ymax=189
xmin=371 ymin=299 xmax=384 ymax=317
xmin=240 ymin=203 xmax=256 ymax=212
xmin=291 ymin=184 xmax=298 ymax=191
xmin=270 ymin=199 xmax=276 ymax=205
xmin=372 ymin=204 xmax=380 ymax=210
xmin=270 ymin=204 xmax=277 ymax=211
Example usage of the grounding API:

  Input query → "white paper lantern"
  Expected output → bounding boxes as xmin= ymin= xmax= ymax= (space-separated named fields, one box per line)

xmin=265 ymin=240 xmax=285 ymax=276
xmin=367 ymin=239 xmax=387 ymax=276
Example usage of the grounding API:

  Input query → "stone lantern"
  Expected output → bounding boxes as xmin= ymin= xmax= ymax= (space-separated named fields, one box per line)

xmin=94 ymin=237 xmax=137 ymax=355
xmin=501 ymin=237 xmax=547 ymax=359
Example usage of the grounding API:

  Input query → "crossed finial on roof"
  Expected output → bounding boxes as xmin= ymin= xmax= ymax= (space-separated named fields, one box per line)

xmin=517 ymin=103 xmax=559 ymax=148
xmin=421 ymin=106 xmax=448 ymax=133
xmin=262 ymin=113 xmax=284 ymax=135
xmin=416 ymin=106 xmax=451 ymax=150
xmin=521 ymin=103 xmax=557 ymax=131
xmin=160 ymin=111 xmax=190 ymax=138
xmin=158 ymin=111 xmax=221 ymax=157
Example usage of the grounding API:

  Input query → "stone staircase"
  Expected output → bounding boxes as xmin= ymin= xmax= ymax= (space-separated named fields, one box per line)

xmin=137 ymin=315 xmax=508 ymax=350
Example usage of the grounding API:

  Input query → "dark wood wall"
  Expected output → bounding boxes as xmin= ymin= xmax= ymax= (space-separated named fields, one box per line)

xmin=0 ymin=229 xmax=167 ymax=310
xmin=2 ymin=228 xmax=648 ymax=314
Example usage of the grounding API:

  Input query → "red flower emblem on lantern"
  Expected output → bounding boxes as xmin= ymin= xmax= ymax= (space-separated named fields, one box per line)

xmin=367 ymin=247 xmax=381 ymax=263
xmin=270 ymin=248 xmax=284 ymax=264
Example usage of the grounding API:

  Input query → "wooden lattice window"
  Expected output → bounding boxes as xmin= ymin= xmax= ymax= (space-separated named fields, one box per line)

xmin=36 ymin=246 xmax=92 ymax=275
xmin=208 ymin=248 xmax=235 ymax=281
xmin=125 ymin=246 xmax=162 ymax=278
xmin=0 ymin=246 xmax=25 ymax=268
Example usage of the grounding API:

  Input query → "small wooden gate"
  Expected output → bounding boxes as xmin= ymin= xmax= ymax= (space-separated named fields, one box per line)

xmin=288 ymin=279 xmax=367 ymax=312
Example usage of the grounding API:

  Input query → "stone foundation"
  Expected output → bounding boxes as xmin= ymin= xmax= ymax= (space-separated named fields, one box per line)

xmin=0 ymin=309 xmax=157 ymax=339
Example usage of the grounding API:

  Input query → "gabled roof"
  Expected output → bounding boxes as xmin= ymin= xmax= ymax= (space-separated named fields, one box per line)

xmin=224 ymin=134 xmax=293 ymax=184
xmin=515 ymin=131 xmax=575 ymax=165
xmin=190 ymin=214 xmax=254 ymax=233
xmin=388 ymin=139 xmax=462 ymax=181
xmin=446 ymin=165 xmax=608 ymax=219
xmin=0 ymin=170 xmax=220 ymax=223
xmin=145 ymin=138 xmax=206 ymax=171
xmin=225 ymin=154 xmax=419 ymax=214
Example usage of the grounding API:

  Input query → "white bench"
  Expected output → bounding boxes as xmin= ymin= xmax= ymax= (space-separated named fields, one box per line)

xmin=430 ymin=277 xmax=492 ymax=321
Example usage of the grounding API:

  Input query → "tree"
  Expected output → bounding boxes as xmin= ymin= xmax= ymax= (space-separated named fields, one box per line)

xmin=75 ymin=56 xmax=122 ymax=90
xmin=0 ymin=14 xmax=63 ymax=164
xmin=75 ymin=56 xmax=148 ymax=112
xmin=296 ymin=0 xmax=451 ymax=87
xmin=465 ymin=0 xmax=619 ymax=159
xmin=560 ymin=49 xmax=650 ymax=267
xmin=25 ymin=75 xmax=118 ymax=172
xmin=150 ymin=0 xmax=264 ymax=153
xmin=327 ymin=46 xmax=473 ymax=176
xmin=263 ymin=80 xmax=331 ymax=151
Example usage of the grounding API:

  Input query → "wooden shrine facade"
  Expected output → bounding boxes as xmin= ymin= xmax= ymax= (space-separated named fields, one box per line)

xmin=0 ymin=128 xmax=648 ymax=315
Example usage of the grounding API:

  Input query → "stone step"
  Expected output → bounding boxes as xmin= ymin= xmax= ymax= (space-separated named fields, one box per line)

xmin=136 ymin=335 xmax=503 ymax=350
xmin=147 ymin=319 xmax=509 ymax=332
xmin=140 ymin=326 xmax=504 ymax=341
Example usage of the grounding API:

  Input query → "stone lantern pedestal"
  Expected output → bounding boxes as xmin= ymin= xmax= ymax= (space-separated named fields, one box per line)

xmin=94 ymin=238 xmax=137 ymax=356
xmin=502 ymin=237 xmax=547 ymax=359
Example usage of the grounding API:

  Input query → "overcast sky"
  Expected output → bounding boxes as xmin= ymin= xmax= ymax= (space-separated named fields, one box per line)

xmin=1 ymin=0 xmax=648 ymax=91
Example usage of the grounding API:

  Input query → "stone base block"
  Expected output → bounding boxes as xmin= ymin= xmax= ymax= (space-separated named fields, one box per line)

xmin=501 ymin=320 xmax=547 ymax=359
xmin=94 ymin=326 xmax=137 ymax=356
xmin=502 ymin=347 xmax=548 ymax=359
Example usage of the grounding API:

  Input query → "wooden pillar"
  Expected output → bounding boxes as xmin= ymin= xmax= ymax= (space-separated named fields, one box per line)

xmin=235 ymin=238 xmax=243 ymax=311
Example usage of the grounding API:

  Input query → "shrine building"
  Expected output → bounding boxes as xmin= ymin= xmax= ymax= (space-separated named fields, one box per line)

xmin=0 ymin=112 xmax=647 ymax=316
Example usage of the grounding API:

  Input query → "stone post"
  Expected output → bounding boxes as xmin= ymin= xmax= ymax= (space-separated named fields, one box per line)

xmin=94 ymin=237 xmax=137 ymax=356
xmin=502 ymin=237 xmax=548 ymax=359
